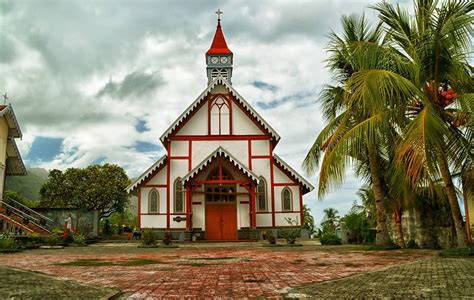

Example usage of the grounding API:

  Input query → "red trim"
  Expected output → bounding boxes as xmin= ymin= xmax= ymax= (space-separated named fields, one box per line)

xmin=143 ymin=184 xmax=167 ymax=188
xmin=141 ymin=213 xmax=186 ymax=216
xmin=166 ymin=143 xmax=171 ymax=229
xmin=188 ymin=141 xmax=192 ymax=170
xmin=250 ymin=184 xmax=256 ymax=229
xmin=248 ymin=140 xmax=252 ymax=170
xmin=231 ymin=95 xmax=271 ymax=138
xmin=269 ymin=143 xmax=276 ymax=227
xmin=169 ymin=156 xmax=189 ymax=160
xmin=274 ymin=158 xmax=299 ymax=185
xmin=256 ymin=211 xmax=301 ymax=214
xmin=185 ymin=184 xmax=191 ymax=230
xmin=193 ymin=179 xmax=249 ymax=185
xmin=240 ymin=201 xmax=250 ymax=204
xmin=137 ymin=188 xmax=141 ymax=229
xmin=171 ymin=135 xmax=271 ymax=141
xmin=274 ymin=183 xmax=299 ymax=186
xmin=140 ymin=162 xmax=167 ymax=186
xmin=299 ymin=186 xmax=304 ymax=226
xmin=251 ymin=155 xmax=271 ymax=159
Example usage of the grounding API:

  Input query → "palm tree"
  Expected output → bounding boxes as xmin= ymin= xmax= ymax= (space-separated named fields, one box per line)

xmin=303 ymin=204 xmax=316 ymax=234
xmin=372 ymin=0 xmax=473 ymax=247
xmin=321 ymin=207 xmax=340 ymax=233
xmin=303 ymin=14 xmax=403 ymax=246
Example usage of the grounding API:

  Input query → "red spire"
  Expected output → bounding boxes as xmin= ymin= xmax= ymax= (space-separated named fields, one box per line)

xmin=207 ymin=19 xmax=232 ymax=55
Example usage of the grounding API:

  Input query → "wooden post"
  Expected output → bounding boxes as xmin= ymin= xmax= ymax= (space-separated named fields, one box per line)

xmin=186 ymin=183 xmax=192 ymax=230
xmin=251 ymin=184 xmax=256 ymax=229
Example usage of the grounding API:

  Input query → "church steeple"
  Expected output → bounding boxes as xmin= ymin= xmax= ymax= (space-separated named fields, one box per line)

xmin=206 ymin=9 xmax=233 ymax=85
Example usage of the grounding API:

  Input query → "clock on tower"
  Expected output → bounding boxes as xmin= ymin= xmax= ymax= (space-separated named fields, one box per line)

xmin=206 ymin=9 xmax=233 ymax=85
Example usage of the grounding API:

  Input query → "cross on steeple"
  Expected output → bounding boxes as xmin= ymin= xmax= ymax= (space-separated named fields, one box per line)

xmin=2 ymin=93 xmax=7 ymax=105
xmin=215 ymin=8 xmax=223 ymax=21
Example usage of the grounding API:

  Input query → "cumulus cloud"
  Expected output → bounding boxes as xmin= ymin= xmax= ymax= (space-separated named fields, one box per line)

xmin=0 ymin=0 xmax=408 ymax=223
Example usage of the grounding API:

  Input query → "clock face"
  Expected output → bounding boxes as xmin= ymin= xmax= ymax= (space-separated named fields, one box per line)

xmin=211 ymin=57 xmax=219 ymax=64
xmin=220 ymin=56 xmax=228 ymax=64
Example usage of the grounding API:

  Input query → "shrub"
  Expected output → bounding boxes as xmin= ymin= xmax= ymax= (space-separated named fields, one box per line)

xmin=162 ymin=232 xmax=172 ymax=245
xmin=44 ymin=234 xmax=62 ymax=246
xmin=406 ymin=239 xmax=419 ymax=249
xmin=440 ymin=247 xmax=474 ymax=257
xmin=141 ymin=230 xmax=157 ymax=246
xmin=279 ymin=217 xmax=301 ymax=245
xmin=0 ymin=234 xmax=18 ymax=249
xmin=74 ymin=233 xmax=86 ymax=245
xmin=320 ymin=232 xmax=342 ymax=245
xmin=266 ymin=231 xmax=276 ymax=244
xmin=62 ymin=229 xmax=74 ymax=244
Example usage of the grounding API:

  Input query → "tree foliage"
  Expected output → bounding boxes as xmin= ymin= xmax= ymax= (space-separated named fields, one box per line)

xmin=39 ymin=164 xmax=130 ymax=218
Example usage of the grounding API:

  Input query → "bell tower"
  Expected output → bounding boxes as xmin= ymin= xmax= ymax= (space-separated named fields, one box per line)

xmin=206 ymin=9 xmax=233 ymax=85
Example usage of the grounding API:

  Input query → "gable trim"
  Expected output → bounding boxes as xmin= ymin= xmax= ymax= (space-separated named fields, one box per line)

xmin=182 ymin=146 xmax=259 ymax=184
xmin=126 ymin=155 xmax=167 ymax=193
xmin=160 ymin=76 xmax=280 ymax=144
xmin=273 ymin=154 xmax=314 ymax=194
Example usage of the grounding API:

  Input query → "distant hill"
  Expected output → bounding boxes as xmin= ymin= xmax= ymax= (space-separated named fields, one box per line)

xmin=5 ymin=168 xmax=49 ymax=200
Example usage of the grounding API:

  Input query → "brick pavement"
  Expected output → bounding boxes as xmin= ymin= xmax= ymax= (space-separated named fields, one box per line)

xmin=0 ymin=245 xmax=433 ymax=298
xmin=286 ymin=257 xmax=474 ymax=299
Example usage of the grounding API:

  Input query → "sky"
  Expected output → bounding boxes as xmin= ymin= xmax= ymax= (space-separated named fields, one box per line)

xmin=0 ymin=0 xmax=414 ymax=224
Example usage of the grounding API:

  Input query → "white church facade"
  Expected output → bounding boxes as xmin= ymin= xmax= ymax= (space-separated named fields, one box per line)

xmin=127 ymin=15 xmax=313 ymax=240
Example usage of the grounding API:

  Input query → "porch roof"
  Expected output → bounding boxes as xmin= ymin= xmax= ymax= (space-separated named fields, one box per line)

xmin=273 ymin=154 xmax=314 ymax=194
xmin=126 ymin=155 xmax=167 ymax=193
xmin=183 ymin=147 xmax=259 ymax=184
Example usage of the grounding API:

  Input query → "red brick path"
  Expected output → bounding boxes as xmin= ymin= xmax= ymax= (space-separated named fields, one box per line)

xmin=0 ymin=246 xmax=431 ymax=298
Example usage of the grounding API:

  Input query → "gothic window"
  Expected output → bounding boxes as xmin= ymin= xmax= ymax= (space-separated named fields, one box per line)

xmin=210 ymin=96 xmax=230 ymax=135
xmin=174 ymin=178 xmax=185 ymax=213
xmin=282 ymin=187 xmax=292 ymax=211
xmin=257 ymin=177 xmax=267 ymax=212
xmin=148 ymin=189 xmax=159 ymax=213
xmin=207 ymin=167 xmax=233 ymax=181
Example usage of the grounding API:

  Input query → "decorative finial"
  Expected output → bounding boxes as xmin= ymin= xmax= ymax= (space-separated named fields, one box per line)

xmin=215 ymin=8 xmax=223 ymax=22
xmin=2 ymin=93 xmax=7 ymax=105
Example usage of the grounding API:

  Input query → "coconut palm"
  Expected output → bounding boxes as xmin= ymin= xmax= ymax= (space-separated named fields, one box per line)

xmin=372 ymin=0 xmax=474 ymax=247
xmin=321 ymin=208 xmax=340 ymax=233
xmin=303 ymin=14 xmax=408 ymax=246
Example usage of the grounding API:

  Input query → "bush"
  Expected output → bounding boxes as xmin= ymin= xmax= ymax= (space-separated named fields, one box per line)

xmin=74 ymin=233 xmax=86 ymax=245
xmin=44 ymin=234 xmax=62 ymax=246
xmin=162 ymin=232 xmax=172 ymax=245
xmin=62 ymin=229 xmax=74 ymax=244
xmin=266 ymin=231 xmax=276 ymax=244
xmin=320 ymin=232 xmax=342 ymax=245
xmin=141 ymin=230 xmax=157 ymax=246
xmin=406 ymin=239 xmax=419 ymax=249
xmin=440 ymin=247 xmax=474 ymax=257
xmin=279 ymin=228 xmax=300 ymax=245
xmin=0 ymin=234 xmax=18 ymax=249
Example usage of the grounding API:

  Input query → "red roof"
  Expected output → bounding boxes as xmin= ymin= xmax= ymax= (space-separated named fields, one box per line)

xmin=207 ymin=20 xmax=232 ymax=55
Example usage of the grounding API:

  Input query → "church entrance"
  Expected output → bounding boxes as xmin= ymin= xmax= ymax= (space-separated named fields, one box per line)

xmin=204 ymin=166 xmax=238 ymax=240
xmin=205 ymin=185 xmax=237 ymax=240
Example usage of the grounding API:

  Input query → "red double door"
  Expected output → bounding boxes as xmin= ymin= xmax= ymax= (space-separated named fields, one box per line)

xmin=205 ymin=203 xmax=237 ymax=240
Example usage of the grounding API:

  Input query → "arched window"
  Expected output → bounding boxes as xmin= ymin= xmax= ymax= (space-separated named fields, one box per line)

xmin=207 ymin=167 xmax=233 ymax=181
xmin=257 ymin=177 xmax=267 ymax=212
xmin=210 ymin=96 xmax=230 ymax=135
xmin=174 ymin=178 xmax=185 ymax=213
xmin=148 ymin=189 xmax=159 ymax=213
xmin=282 ymin=187 xmax=292 ymax=211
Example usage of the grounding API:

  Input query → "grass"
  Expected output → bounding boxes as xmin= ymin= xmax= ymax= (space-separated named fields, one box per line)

xmin=57 ymin=258 xmax=165 ymax=267
xmin=439 ymin=247 xmax=474 ymax=257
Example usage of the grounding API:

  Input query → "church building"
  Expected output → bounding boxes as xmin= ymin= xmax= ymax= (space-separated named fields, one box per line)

xmin=127 ymin=13 xmax=313 ymax=240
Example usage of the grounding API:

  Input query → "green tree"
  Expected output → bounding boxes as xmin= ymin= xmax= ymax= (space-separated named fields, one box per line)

xmin=321 ymin=208 xmax=340 ymax=233
xmin=372 ymin=0 xmax=473 ymax=247
xmin=40 ymin=164 xmax=130 ymax=219
xmin=302 ymin=204 xmax=316 ymax=234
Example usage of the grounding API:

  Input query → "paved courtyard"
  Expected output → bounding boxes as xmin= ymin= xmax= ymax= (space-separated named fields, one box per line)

xmin=0 ymin=243 xmax=437 ymax=298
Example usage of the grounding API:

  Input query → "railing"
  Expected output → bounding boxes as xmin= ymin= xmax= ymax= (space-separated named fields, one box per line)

xmin=0 ymin=196 xmax=52 ymax=234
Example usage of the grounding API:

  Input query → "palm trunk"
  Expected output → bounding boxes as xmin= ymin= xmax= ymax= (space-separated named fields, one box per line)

xmin=438 ymin=152 xmax=468 ymax=248
xmin=367 ymin=145 xmax=391 ymax=246
xmin=394 ymin=209 xmax=405 ymax=248
xmin=461 ymin=168 xmax=473 ymax=243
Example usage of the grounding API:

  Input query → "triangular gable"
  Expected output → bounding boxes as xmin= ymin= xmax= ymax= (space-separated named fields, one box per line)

xmin=0 ymin=105 xmax=22 ymax=138
xmin=6 ymin=138 xmax=26 ymax=176
xmin=160 ymin=76 xmax=280 ymax=144
xmin=126 ymin=155 xmax=167 ymax=193
xmin=183 ymin=146 xmax=259 ymax=184
xmin=273 ymin=154 xmax=314 ymax=194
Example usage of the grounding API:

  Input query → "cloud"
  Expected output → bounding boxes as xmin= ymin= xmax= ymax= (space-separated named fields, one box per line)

xmin=0 ymin=0 xmax=413 ymax=223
